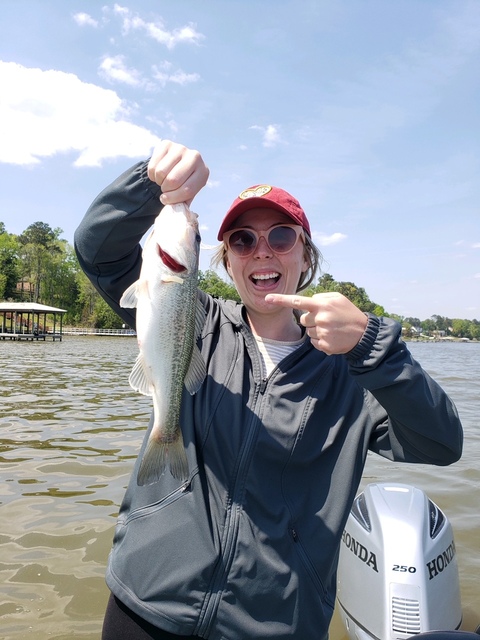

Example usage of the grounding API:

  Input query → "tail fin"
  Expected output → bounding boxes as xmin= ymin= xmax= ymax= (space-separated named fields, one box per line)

xmin=137 ymin=435 xmax=189 ymax=486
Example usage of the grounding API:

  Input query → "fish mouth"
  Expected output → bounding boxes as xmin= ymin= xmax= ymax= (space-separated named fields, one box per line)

xmin=158 ymin=245 xmax=186 ymax=273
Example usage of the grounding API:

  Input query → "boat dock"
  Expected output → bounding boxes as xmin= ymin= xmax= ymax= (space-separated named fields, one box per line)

xmin=0 ymin=302 xmax=66 ymax=342
xmin=0 ymin=331 xmax=63 ymax=341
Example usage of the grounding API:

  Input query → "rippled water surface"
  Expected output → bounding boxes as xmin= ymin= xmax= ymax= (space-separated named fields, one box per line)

xmin=1 ymin=338 xmax=479 ymax=639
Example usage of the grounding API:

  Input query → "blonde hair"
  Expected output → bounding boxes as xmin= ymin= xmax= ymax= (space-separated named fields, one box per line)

xmin=211 ymin=233 xmax=322 ymax=293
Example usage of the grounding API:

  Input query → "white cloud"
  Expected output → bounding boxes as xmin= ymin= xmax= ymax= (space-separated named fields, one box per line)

xmin=473 ymin=243 xmax=480 ymax=249
xmin=0 ymin=61 xmax=159 ymax=167
xmin=113 ymin=4 xmax=204 ymax=49
xmin=312 ymin=232 xmax=347 ymax=246
xmin=99 ymin=54 xmax=142 ymax=86
xmin=73 ymin=120 xmax=158 ymax=167
xmin=72 ymin=12 xmax=98 ymax=28
xmin=152 ymin=63 xmax=200 ymax=88
xmin=250 ymin=124 xmax=283 ymax=148
xmin=112 ymin=3 xmax=129 ymax=18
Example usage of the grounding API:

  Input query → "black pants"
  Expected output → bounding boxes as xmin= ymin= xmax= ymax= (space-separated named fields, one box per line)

xmin=102 ymin=593 xmax=202 ymax=640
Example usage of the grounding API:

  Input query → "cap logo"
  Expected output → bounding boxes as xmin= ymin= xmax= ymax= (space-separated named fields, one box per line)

xmin=238 ymin=185 xmax=272 ymax=200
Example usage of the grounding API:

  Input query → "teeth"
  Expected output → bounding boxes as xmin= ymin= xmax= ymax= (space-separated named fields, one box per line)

xmin=252 ymin=272 xmax=279 ymax=280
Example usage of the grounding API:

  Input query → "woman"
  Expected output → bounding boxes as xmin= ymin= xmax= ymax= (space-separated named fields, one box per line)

xmin=75 ymin=141 xmax=463 ymax=640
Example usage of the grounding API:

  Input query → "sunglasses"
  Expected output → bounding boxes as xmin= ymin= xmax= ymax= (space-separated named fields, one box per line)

xmin=223 ymin=224 xmax=304 ymax=257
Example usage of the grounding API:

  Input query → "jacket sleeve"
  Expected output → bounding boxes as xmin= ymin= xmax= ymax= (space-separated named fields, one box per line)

xmin=345 ymin=314 xmax=463 ymax=466
xmin=74 ymin=160 xmax=161 ymax=328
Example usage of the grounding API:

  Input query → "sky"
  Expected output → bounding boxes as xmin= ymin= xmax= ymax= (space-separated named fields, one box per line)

xmin=0 ymin=0 xmax=479 ymax=321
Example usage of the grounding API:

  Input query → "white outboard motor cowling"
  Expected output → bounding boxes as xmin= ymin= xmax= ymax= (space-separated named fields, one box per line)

xmin=337 ymin=483 xmax=462 ymax=640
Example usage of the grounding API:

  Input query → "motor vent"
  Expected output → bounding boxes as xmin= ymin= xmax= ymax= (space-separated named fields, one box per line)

xmin=428 ymin=499 xmax=446 ymax=538
xmin=351 ymin=492 xmax=371 ymax=531
xmin=391 ymin=596 xmax=421 ymax=635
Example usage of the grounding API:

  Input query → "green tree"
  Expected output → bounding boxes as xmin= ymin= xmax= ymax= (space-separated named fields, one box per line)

xmin=431 ymin=314 xmax=451 ymax=333
xmin=198 ymin=270 xmax=241 ymax=302
xmin=0 ymin=229 xmax=20 ymax=299
xmin=316 ymin=273 xmax=336 ymax=292
xmin=372 ymin=304 xmax=387 ymax=317
xmin=92 ymin=297 xmax=125 ymax=329
xmin=17 ymin=222 xmax=63 ymax=302
xmin=451 ymin=319 xmax=471 ymax=338
xmin=421 ymin=318 xmax=436 ymax=334
xmin=468 ymin=320 xmax=480 ymax=340
xmin=402 ymin=321 xmax=413 ymax=338
xmin=405 ymin=317 xmax=421 ymax=327
xmin=41 ymin=242 xmax=80 ymax=317
xmin=76 ymin=269 xmax=99 ymax=324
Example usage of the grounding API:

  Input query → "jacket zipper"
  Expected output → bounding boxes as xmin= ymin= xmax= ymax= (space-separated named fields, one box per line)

xmin=195 ymin=333 xmax=311 ymax=636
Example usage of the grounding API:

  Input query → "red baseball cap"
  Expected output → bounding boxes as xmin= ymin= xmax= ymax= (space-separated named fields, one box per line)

xmin=217 ymin=184 xmax=311 ymax=240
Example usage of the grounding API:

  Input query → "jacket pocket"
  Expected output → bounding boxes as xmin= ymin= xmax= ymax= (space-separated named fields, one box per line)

xmin=290 ymin=527 xmax=330 ymax=603
xmin=118 ymin=480 xmax=192 ymax=527
xmin=109 ymin=471 xmax=221 ymax=615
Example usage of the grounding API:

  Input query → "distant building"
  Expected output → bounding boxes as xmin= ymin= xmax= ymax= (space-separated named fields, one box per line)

xmin=15 ymin=279 xmax=37 ymax=301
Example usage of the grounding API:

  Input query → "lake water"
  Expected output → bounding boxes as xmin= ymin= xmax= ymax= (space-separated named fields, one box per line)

xmin=0 ymin=337 xmax=479 ymax=639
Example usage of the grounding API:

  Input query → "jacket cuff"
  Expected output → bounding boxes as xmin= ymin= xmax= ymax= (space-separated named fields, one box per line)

xmin=345 ymin=313 xmax=381 ymax=364
xmin=141 ymin=159 xmax=163 ymax=199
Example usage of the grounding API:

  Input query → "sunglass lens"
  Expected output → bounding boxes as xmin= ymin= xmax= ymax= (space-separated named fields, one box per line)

xmin=268 ymin=226 xmax=297 ymax=253
xmin=228 ymin=229 xmax=256 ymax=255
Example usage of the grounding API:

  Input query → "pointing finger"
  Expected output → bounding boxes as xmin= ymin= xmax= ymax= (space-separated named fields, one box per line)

xmin=264 ymin=294 xmax=318 ymax=311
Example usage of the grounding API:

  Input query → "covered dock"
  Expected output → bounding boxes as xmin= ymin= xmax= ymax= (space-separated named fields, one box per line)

xmin=0 ymin=302 xmax=67 ymax=341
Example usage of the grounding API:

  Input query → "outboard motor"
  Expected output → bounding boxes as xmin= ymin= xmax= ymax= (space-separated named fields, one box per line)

xmin=337 ymin=483 xmax=462 ymax=640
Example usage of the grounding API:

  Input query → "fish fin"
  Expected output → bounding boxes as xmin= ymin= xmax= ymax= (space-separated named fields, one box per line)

xmin=184 ymin=345 xmax=206 ymax=395
xmin=137 ymin=435 xmax=189 ymax=486
xmin=120 ymin=281 xmax=140 ymax=308
xmin=128 ymin=353 xmax=152 ymax=396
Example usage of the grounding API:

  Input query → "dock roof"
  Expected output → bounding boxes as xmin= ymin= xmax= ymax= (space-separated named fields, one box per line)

xmin=0 ymin=302 xmax=67 ymax=313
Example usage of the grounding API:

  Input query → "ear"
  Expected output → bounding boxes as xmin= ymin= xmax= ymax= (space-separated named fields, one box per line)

xmin=302 ymin=252 xmax=309 ymax=274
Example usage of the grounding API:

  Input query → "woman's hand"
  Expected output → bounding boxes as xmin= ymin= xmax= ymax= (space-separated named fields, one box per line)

xmin=147 ymin=140 xmax=210 ymax=206
xmin=265 ymin=292 xmax=369 ymax=355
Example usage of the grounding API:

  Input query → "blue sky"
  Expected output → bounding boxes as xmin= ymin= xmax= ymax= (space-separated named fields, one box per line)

xmin=1 ymin=0 xmax=479 ymax=320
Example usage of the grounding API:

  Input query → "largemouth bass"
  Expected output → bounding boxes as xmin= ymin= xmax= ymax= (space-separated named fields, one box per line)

xmin=120 ymin=202 xmax=206 ymax=486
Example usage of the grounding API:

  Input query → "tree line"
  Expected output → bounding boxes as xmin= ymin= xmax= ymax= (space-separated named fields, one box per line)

xmin=1 ymin=221 xmax=479 ymax=340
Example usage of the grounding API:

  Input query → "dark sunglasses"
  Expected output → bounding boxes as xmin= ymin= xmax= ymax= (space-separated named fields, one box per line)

xmin=223 ymin=224 xmax=304 ymax=257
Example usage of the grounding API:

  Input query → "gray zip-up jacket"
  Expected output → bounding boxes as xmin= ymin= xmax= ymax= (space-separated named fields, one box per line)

xmin=74 ymin=160 xmax=463 ymax=640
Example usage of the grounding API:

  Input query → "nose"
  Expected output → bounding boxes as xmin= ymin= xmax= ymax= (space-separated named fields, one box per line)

xmin=252 ymin=234 xmax=272 ymax=258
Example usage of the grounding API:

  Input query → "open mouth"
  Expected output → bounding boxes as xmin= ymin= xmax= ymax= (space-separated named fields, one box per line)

xmin=250 ymin=272 xmax=281 ymax=287
xmin=158 ymin=245 xmax=186 ymax=273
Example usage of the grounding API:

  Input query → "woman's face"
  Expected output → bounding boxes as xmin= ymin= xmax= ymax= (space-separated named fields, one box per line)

xmin=224 ymin=208 xmax=309 ymax=317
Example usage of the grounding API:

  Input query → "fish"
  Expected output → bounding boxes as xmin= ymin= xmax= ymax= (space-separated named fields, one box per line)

xmin=120 ymin=202 xmax=206 ymax=486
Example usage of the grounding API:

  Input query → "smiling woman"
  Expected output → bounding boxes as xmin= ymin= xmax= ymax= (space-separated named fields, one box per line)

xmin=73 ymin=140 xmax=463 ymax=640
xmin=211 ymin=187 xmax=322 ymax=303
xmin=221 ymin=208 xmax=311 ymax=341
